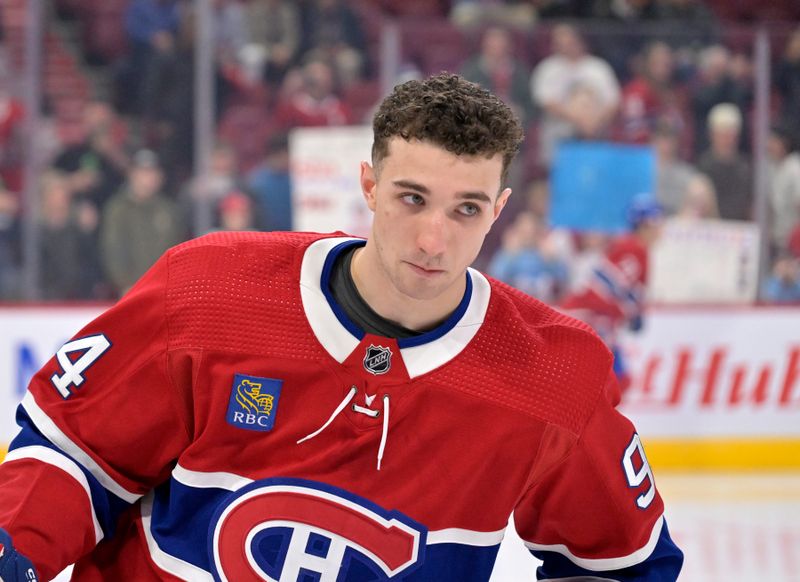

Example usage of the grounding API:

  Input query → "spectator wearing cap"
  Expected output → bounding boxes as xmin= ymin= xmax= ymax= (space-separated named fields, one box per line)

xmin=696 ymin=103 xmax=752 ymax=220
xmin=691 ymin=45 xmax=753 ymax=156
xmin=100 ymin=150 xmax=185 ymax=296
xmin=218 ymin=191 xmax=254 ymax=232
xmin=767 ymin=123 xmax=800 ymax=255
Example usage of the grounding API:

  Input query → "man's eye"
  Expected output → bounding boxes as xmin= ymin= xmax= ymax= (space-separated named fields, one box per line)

xmin=458 ymin=203 xmax=480 ymax=216
xmin=402 ymin=193 xmax=424 ymax=205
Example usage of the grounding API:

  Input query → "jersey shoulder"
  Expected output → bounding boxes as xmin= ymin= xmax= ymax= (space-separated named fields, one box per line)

xmin=163 ymin=231 xmax=345 ymax=357
xmin=436 ymin=275 xmax=613 ymax=436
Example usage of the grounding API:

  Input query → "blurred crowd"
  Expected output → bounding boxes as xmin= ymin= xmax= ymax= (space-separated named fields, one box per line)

xmin=0 ymin=0 xmax=799 ymax=303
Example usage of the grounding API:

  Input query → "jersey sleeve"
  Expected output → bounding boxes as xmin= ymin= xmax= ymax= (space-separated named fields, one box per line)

xmin=513 ymin=373 xmax=683 ymax=581
xmin=0 ymin=250 xmax=193 ymax=580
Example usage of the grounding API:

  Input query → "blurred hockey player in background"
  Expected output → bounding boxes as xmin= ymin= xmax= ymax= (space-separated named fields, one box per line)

xmin=561 ymin=195 xmax=664 ymax=395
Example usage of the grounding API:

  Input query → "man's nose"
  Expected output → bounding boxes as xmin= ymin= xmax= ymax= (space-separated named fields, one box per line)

xmin=415 ymin=211 xmax=448 ymax=258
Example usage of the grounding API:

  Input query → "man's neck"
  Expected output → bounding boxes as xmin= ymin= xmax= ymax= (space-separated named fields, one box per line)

xmin=350 ymin=246 xmax=465 ymax=332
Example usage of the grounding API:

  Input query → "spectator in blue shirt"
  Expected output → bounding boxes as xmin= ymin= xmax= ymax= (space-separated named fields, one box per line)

xmin=488 ymin=211 xmax=569 ymax=305
xmin=762 ymin=254 xmax=800 ymax=303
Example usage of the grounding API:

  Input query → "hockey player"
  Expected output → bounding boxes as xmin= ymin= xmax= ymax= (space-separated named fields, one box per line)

xmin=0 ymin=74 xmax=682 ymax=580
xmin=561 ymin=195 xmax=664 ymax=392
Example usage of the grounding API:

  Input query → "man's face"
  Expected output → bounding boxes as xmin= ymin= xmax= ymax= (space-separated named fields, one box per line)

xmin=359 ymin=138 xmax=510 ymax=309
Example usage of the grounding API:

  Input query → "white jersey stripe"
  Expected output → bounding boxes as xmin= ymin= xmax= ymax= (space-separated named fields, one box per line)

xmin=400 ymin=268 xmax=491 ymax=378
xmin=172 ymin=463 xmax=253 ymax=491
xmin=21 ymin=391 xmax=142 ymax=504
xmin=524 ymin=514 xmax=665 ymax=571
xmin=140 ymin=492 xmax=214 ymax=581
xmin=4 ymin=445 xmax=104 ymax=545
xmin=426 ymin=526 xmax=505 ymax=547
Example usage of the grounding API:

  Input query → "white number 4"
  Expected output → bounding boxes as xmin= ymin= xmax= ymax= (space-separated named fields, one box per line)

xmin=622 ymin=433 xmax=656 ymax=509
xmin=50 ymin=334 xmax=111 ymax=398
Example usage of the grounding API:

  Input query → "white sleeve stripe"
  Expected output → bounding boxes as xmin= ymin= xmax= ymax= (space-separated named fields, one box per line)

xmin=172 ymin=464 xmax=253 ymax=491
xmin=21 ymin=392 xmax=142 ymax=504
xmin=5 ymin=445 xmax=104 ymax=545
xmin=524 ymin=514 xmax=664 ymax=571
xmin=140 ymin=492 xmax=214 ymax=581
xmin=426 ymin=527 xmax=505 ymax=547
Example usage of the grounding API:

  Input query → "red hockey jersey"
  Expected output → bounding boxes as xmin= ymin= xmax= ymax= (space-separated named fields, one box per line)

xmin=0 ymin=232 xmax=682 ymax=581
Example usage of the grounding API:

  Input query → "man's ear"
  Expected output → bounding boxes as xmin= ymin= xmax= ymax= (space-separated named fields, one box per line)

xmin=491 ymin=187 xmax=513 ymax=224
xmin=360 ymin=161 xmax=377 ymax=211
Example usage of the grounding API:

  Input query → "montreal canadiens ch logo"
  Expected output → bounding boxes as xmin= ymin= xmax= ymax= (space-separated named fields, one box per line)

xmin=363 ymin=345 xmax=392 ymax=375
xmin=210 ymin=478 xmax=426 ymax=581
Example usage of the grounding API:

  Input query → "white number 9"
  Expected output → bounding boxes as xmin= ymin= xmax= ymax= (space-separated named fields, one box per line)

xmin=622 ymin=433 xmax=656 ymax=509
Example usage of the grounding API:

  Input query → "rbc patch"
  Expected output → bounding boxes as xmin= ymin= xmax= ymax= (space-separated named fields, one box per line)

xmin=226 ymin=374 xmax=283 ymax=432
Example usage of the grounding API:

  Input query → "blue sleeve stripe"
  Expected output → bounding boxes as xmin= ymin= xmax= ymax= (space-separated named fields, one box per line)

xmin=529 ymin=518 xmax=684 ymax=581
xmin=9 ymin=405 xmax=135 ymax=539
xmin=20 ymin=391 xmax=142 ymax=503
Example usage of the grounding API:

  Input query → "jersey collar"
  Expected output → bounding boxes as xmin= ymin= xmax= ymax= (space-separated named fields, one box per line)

xmin=299 ymin=236 xmax=491 ymax=379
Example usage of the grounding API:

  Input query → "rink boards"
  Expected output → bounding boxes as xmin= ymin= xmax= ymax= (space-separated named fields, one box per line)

xmin=1 ymin=304 xmax=799 ymax=470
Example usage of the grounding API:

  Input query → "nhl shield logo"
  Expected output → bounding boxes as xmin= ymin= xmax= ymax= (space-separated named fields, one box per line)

xmin=363 ymin=344 xmax=392 ymax=375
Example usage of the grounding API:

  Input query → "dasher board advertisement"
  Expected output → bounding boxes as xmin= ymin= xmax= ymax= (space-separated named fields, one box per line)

xmin=2 ymin=305 xmax=799 ymax=469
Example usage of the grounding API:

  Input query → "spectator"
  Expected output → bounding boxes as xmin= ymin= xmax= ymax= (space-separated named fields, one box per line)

xmin=0 ymin=175 xmax=19 ymax=299
xmin=38 ymin=172 xmax=99 ymax=300
xmin=181 ymin=142 xmax=261 ymax=233
xmin=488 ymin=211 xmax=569 ymax=305
xmin=212 ymin=0 xmax=256 ymax=101
xmin=247 ymin=133 xmax=293 ymax=232
xmin=618 ymin=41 xmax=687 ymax=146
xmin=100 ymin=149 xmax=185 ymax=296
xmin=244 ymin=0 xmax=300 ymax=85
xmin=532 ymin=0 xmax=596 ymax=19
xmin=691 ymin=44 xmax=752 ymax=155
xmin=214 ymin=0 xmax=248 ymax=69
xmin=275 ymin=59 xmax=351 ymax=128
xmin=761 ymin=254 xmax=800 ymax=303
xmin=593 ymin=0 xmax=664 ymax=21
xmin=298 ymin=0 xmax=368 ymax=88
xmin=450 ymin=0 xmax=536 ymax=29
xmin=658 ymin=0 xmax=716 ymax=21
xmin=118 ymin=0 xmax=181 ymax=120
xmin=676 ymin=173 xmax=719 ymax=219
xmin=767 ymin=123 xmax=800 ymax=255
xmin=0 ymin=75 xmax=24 ymax=193
xmin=696 ymin=103 xmax=752 ymax=220
xmin=775 ymin=26 xmax=800 ymax=133
xmin=50 ymin=100 xmax=128 ymax=211
xmin=530 ymin=24 xmax=620 ymax=167
xmin=652 ymin=119 xmax=697 ymax=215
xmin=461 ymin=27 xmax=533 ymax=124
xmin=217 ymin=190 xmax=255 ymax=232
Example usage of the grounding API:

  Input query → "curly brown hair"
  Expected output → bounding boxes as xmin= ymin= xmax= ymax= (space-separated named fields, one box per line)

xmin=372 ymin=73 xmax=524 ymax=182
